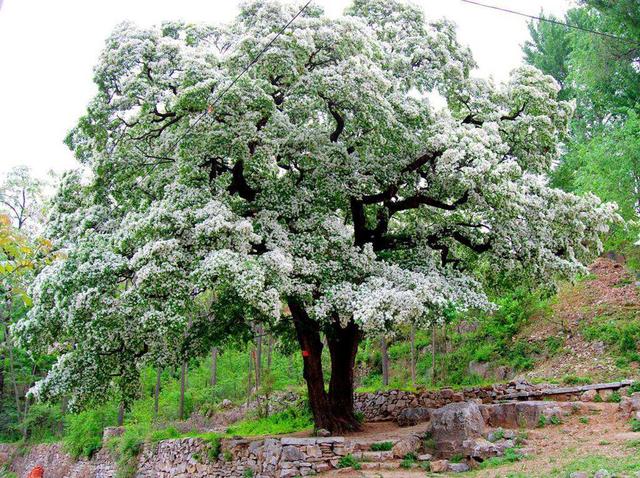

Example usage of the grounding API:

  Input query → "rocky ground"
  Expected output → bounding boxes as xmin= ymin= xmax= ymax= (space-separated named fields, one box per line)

xmin=322 ymin=399 xmax=640 ymax=478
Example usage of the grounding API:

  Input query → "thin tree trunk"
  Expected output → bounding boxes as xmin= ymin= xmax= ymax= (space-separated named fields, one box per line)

xmin=154 ymin=366 xmax=162 ymax=420
xmin=431 ymin=324 xmax=436 ymax=385
xmin=380 ymin=337 xmax=389 ymax=387
xmin=117 ymin=401 xmax=125 ymax=426
xmin=266 ymin=336 xmax=273 ymax=370
xmin=255 ymin=325 xmax=263 ymax=391
xmin=59 ymin=396 xmax=68 ymax=435
xmin=410 ymin=325 xmax=416 ymax=387
xmin=289 ymin=298 xmax=362 ymax=433
xmin=210 ymin=347 xmax=218 ymax=387
xmin=178 ymin=361 xmax=187 ymax=420
xmin=247 ymin=349 xmax=254 ymax=397
xmin=442 ymin=324 xmax=447 ymax=383
xmin=6 ymin=327 xmax=21 ymax=417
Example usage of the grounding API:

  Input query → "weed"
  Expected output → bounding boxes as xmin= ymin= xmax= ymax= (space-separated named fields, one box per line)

xmin=354 ymin=411 xmax=365 ymax=424
xmin=549 ymin=415 xmax=561 ymax=425
xmin=562 ymin=375 xmax=592 ymax=385
xmin=223 ymin=450 xmax=233 ymax=461
xmin=450 ymin=453 xmax=464 ymax=463
xmin=594 ymin=394 xmax=603 ymax=403
xmin=599 ymin=440 xmax=610 ymax=445
xmin=538 ymin=415 xmax=547 ymax=428
xmin=243 ymin=469 xmax=254 ymax=478
xmin=370 ymin=441 xmax=393 ymax=451
xmin=579 ymin=417 xmax=589 ymax=424
xmin=337 ymin=454 xmax=361 ymax=470
xmin=630 ymin=418 xmax=640 ymax=432
xmin=607 ymin=391 xmax=621 ymax=403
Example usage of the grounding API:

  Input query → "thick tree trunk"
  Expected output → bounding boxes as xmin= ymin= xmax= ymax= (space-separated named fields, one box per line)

xmin=288 ymin=299 xmax=362 ymax=434
xmin=380 ymin=337 xmax=389 ymax=387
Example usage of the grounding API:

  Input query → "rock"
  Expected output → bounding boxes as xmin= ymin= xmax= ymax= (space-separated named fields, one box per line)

xmin=315 ymin=428 xmax=331 ymax=437
xmin=581 ymin=389 xmax=598 ymax=402
xmin=619 ymin=393 xmax=640 ymax=418
xmin=221 ymin=399 xmax=233 ymax=409
xmin=449 ymin=462 xmax=470 ymax=473
xmin=431 ymin=401 xmax=485 ymax=455
xmin=594 ymin=470 xmax=611 ymax=478
xmin=417 ymin=453 xmax=432 ymax=461
xmin=281 ymin=445 xmax=305 ymax=461
xmin=430 ymin=460 xmax=450 ymax=473
xmin=481 ymin=401 xmax=572 ymax=428
xmin=102 ymin=426 xmax=125 ymax=440
xmin=462 ymin=437 xmax=512 ymax=460
xmin=469 ymin=361 xmax=490 ymax=378
xmin=569 ymin=473 xmax=588 ymax=478
xmin=396 ymin=407 xmax=430 ymax=427
xmin=391 ymin=435 xmax=421 ymax=458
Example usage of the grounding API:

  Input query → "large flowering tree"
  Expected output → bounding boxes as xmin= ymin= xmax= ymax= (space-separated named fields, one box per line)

xmin=16 ymin=0 xmax=618 ymax=432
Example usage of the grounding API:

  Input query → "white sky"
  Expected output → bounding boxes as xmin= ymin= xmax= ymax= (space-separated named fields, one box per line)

xmin=0 ymin=0 xmax=573 ymax=179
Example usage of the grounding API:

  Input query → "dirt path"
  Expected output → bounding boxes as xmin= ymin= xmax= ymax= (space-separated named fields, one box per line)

xmin=322 ymin=403 xmax=640 ymax=478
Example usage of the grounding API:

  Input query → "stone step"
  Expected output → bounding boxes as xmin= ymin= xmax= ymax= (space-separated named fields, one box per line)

xmin=352 ymin=450 xmax=395 ymax=462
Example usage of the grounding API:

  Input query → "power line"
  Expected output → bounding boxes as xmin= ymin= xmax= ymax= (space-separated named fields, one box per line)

xmin=168 ymin=0 xmax=312 ymax=152
xmin=460 ymin=0 xmax=638 ymax=46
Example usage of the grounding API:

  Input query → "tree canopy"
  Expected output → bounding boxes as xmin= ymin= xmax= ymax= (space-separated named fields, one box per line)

xmin=16 ymin=0 xmax=618 ymax=432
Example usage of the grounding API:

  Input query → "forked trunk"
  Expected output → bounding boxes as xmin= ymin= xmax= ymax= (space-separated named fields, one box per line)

xmin=288 ymin=299 xmax=362 ymax=434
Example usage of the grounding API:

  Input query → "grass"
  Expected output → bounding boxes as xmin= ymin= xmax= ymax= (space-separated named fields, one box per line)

xmin=548 ymin=455 xmax=640 ymax=477
xmin=225 ymin=407 xmax=313 ymax=436
xmin=478 ymin=448 xmax=525 ymax=469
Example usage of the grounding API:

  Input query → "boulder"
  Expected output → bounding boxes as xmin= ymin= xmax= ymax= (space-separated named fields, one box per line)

xmin=429 ymin=460 xmax=450 ymax=473
xmin=480 ymin=401 xmax=573 ymax=428
xmin=315 ymin=428 xmax=331 ymax=437
xmin=396 ymin=407 xmax=430 ymax=427
xmin=594 ymin=470 xmax=611 ymax=478
xmin=449 ymin=462 xmax=471 ymax=473
xmin=431 ymin=401 xmax=485 ymax=455
xmin=580 ymin=389 xmax=598 ymax=402
xmin=391 ymin=435 xmax=421 ymax=458
xmin=619 ymin=393 xmax=640 ymax=418
xmin=569 ymin=473 xmax=588 ymax=478
xmin=462 ymin=437 xmax=514 ymax=460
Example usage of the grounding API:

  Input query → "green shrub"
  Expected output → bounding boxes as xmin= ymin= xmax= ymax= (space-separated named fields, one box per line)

xmin=537 ymin=415 xmax=547 ymax=428
xmin=594 ymin=393 xmax=603 ymax=403
xmin=450 ymin=453 xmax=464 ymax=463
xmin=549 ymin=415 xmax=561 ymax=425
xmin=243 ymin=468 xmax=254 ymax=478
xmin=354 ymin=411 xmax=365 ymax=424
xmin=630 ymin=418 xmax=640 ymax=432
xmin=370 ymin=441 xmax=393 ymax=451
xmin=63 ymin=406 xmax=117 ymax=458
xmin=579 ymin=417 xmax=589 ymax=424
xmin=337 ymin=454 xmax=360 ymax=470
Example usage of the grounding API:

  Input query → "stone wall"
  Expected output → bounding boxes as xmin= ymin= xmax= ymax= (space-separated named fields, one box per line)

xmin=354 ymin=380 xmax=633 ymax=421
xmin=2 ymin=436 xmax=354 ymax=478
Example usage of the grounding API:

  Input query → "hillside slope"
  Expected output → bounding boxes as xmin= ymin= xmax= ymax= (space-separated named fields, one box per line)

xmin=521 ymin=258 xmax=640 ymax=383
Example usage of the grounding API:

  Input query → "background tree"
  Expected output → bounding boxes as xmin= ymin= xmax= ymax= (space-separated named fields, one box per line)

xmin=524 ymin=1 xmax=640 ymax=254
xmin=17 ymin=0 xmax=618 ymax=433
